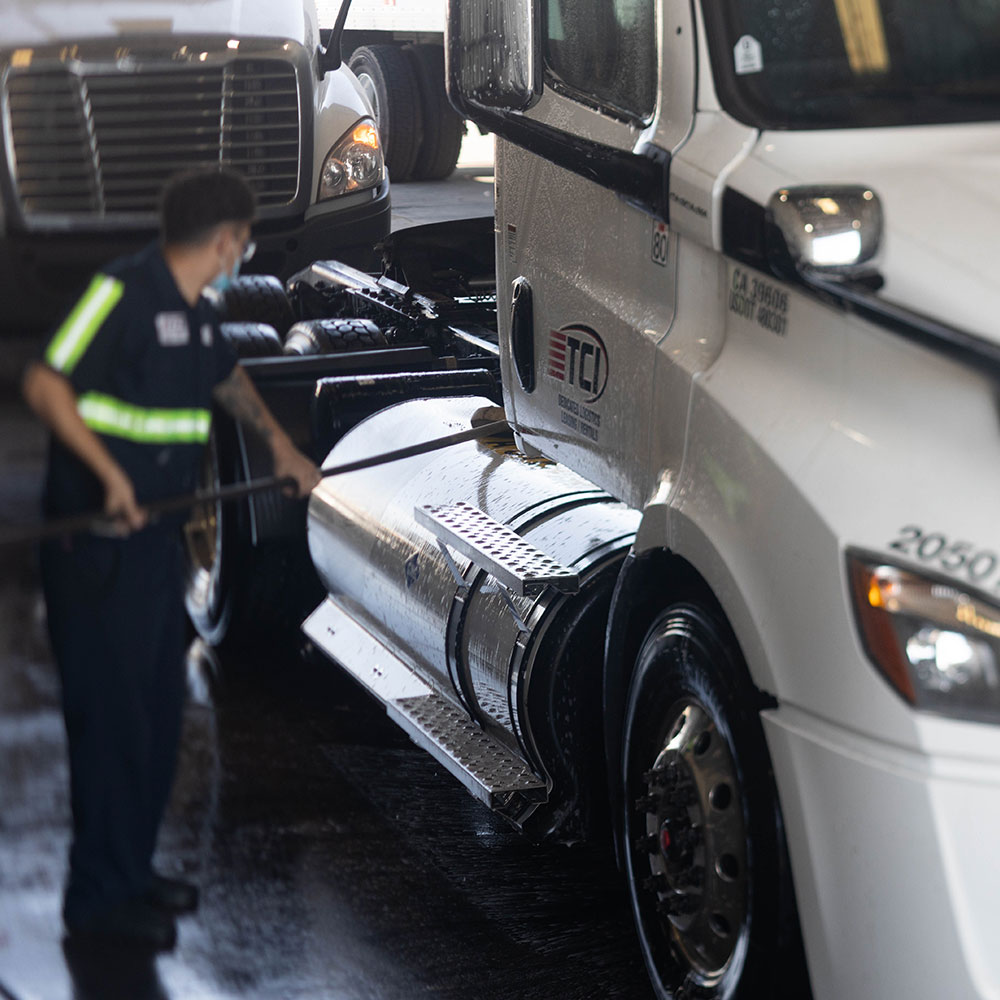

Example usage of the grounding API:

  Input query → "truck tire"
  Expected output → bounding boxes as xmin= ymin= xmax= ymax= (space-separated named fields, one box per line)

xmin=220 ymin=321 xmax=283 ymax=358
xmin=349 ymin=44 xmax=422 ymax=183
xmin=283 ymin=318 xmax=388 ymax=356
xmin=184 ymin=422 xmax=320 ymax=653
xmin=184 ymin=427 xmax=239 ymax=649
xmin=621 ymin=604 xmax=806 ymax=1000
xmin=217 ymin=275 xmax=295 ymax=337
xmin=406 ymin=43 xmax=465 ymax=181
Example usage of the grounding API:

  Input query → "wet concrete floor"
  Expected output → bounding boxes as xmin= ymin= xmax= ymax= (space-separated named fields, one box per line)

xmin=0 ymin=381 xmax=652 ymax=1000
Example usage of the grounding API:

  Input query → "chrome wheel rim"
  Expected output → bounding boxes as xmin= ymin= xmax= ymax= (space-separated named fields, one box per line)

xmin=635 ymin=699 xmax=748 ymax=986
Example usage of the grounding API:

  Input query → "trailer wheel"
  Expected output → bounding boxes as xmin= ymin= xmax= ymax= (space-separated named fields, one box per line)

xmin=216 ymin=276 xmax=295 ymax=337
xmin=220 ymin=321 xmax=283 ymax=358
xmin=349 ymin=45 xmax=422 ymax=183
xmin=184 ymin=424 xmax=320 ymax=653
xmin=406 ymin=43 xmax=465 ymax=181
xmin=283 ymin=318 xmax=388 ymax=356
xmin=184 ymin=428 xmax=237 ymax=648
xmin=622 ymin=604 xmax=798 ymax=1000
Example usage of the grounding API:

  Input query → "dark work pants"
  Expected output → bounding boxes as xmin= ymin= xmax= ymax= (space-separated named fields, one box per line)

xmin=41 ymin=527 xmax=187 ymax=925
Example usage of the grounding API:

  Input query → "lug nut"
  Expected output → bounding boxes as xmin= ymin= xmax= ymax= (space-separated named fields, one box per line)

xmin=633 ymin=833 xmax=660 ymax=855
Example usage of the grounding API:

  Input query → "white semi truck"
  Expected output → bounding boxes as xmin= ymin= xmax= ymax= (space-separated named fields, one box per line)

xmin=185 ymin=1 xmax=1000 ymax=998
xmin=317 ymin=0 xmax=465 ymax=181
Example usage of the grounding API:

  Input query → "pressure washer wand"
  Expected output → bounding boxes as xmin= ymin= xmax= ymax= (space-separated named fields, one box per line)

xmin=0 ymin=419 xmax=511 ymax=549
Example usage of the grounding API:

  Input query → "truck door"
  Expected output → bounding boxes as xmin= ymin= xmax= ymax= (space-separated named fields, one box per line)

xmin=451 ymin=0 xmax=696 ymax=507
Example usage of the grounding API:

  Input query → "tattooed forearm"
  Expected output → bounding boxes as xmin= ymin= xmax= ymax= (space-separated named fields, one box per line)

xmin=213 ymin=365 xmax=321 ymax=497
xmin=213 ymin=367 xmax=275 ymax=442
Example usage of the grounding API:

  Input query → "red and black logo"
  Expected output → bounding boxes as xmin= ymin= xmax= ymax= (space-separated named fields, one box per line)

xmin=546 ymin=324 xmax=608 ymax=404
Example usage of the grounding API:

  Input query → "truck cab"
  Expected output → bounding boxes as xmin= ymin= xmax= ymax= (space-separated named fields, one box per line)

xmin=0 ymin=0 xmax=389 ymax=329
xmin=443 ymin=1 xmax=1000 ymax=998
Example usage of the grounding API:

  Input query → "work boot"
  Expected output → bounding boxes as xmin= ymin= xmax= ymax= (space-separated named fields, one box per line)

xmin=65 ymin=898 xmax=177 ymax=952
xmin=145 ymin=873 xmax=199 ymax=915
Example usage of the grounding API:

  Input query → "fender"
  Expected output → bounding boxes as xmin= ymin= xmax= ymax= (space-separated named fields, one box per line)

xmin=603 ymin=506 xmax=778 ymax=865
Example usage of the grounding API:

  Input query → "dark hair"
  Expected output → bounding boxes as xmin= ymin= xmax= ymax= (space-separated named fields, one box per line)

xmin=160 ymin=168 xmax=256 ymax=245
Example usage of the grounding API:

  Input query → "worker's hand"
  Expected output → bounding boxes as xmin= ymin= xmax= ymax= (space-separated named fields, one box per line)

xmin=101 ymin=467 xmax=147 ymax=534
xmin=273 ymin=445 xmax=321 ymax=499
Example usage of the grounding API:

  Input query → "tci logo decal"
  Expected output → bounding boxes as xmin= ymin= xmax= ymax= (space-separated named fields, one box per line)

xmin=546 ymin=324 xmax=608 ymax=403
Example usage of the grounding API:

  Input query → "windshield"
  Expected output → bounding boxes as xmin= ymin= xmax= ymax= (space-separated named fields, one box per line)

xmin=702 ymin=0 xmax=1000 ymax=128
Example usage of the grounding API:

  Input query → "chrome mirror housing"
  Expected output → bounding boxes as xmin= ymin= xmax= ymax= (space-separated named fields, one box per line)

xmin=767 ymin=186 xmax=883 ymax=276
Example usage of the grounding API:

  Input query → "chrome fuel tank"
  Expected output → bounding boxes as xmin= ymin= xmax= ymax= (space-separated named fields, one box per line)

xmin=307 ymin=396 xmax=639 ymax=771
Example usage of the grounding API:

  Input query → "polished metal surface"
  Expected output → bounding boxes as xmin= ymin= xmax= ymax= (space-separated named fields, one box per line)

xmin=2 ymin=40 xmax=304 ymax=228
xmin=637 ymin=701 xmax=749 ymax=985
xmin=462 ymin=500 xmax=638 ymax=746
xmin=303 ymin=595 xmax=546 ymax=816
xmin=302 ymin=596 xmax=431 ymax=702
xmin=307 ymin=396 xmax=639 ymax=782
xmin=389 ymin=694 xmax=546 ymax=812
xmin=416 ymin=501 xmax=580 ymax=596
xmin=768 ymin=185 xmax=883 ymax=274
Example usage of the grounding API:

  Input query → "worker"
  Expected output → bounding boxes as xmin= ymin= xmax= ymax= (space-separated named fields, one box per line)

xmin=21 ymin=168 xmax=320 ymax=951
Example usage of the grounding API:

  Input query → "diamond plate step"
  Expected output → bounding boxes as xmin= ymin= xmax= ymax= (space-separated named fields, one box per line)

xmin=415 ymin=500 xmax=580 ymax=596
xmin=302 ymin=597 xmax=547 ymax=813
xmin=388 ymin=694 xmax=546 ymax=809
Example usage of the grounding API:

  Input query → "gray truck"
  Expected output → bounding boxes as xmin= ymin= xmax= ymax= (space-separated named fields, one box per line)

xmin=0 ymin=0 xmax=389 ymax=328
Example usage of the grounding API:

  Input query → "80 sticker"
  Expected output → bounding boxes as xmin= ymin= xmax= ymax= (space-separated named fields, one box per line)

xmin=651 ymin=221 xmax=669 ymax=267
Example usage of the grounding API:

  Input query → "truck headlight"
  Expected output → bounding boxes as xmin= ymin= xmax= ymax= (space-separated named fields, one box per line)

xmin=849 ymin=553 xmax=1000 ymax=723
xmin=318 ymin=119 xmax=383 ymax=201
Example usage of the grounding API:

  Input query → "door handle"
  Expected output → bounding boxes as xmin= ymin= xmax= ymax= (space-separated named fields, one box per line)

xmin=510 ymin=276 xmax=535 ymax=393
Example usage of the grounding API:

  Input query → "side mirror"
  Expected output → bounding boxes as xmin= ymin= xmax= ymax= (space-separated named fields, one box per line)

xmin=316 ymin=0 xmax=353 ymax=77
xmin=767 ymin=186 xmax=883 ymax=278
xmin=446 ymin=0 xmax=543 ymax=113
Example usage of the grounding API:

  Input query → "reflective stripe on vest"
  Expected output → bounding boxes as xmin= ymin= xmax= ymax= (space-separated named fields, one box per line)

xmin=78 ymin=393 xmax=211 ymax=444
xmin=45 ymin=275 xmax=125 ymax=375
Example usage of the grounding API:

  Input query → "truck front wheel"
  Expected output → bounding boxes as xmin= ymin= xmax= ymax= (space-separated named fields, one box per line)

xmin=622 ymin=604 xmax=800 ymax=999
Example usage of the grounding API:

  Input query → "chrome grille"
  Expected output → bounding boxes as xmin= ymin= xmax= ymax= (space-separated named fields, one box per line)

xmin=6 ymin=57 xmax=301 ymax=222
xmin=7 ymin=71 xmax=99 ymax=214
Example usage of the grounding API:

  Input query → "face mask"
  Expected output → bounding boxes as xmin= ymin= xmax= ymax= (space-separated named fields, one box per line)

xmin=210 ymin=256 xmax=242 ymax=294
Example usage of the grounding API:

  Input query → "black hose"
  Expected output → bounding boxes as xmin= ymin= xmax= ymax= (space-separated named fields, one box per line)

xmin=0 ymin=419 xmax=511 ymax=549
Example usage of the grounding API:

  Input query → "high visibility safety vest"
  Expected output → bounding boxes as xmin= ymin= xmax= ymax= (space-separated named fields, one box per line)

xmin=41 ymin=242 xmax=238 ymax=522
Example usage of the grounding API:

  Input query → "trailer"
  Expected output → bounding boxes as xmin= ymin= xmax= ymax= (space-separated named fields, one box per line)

xmin=188 ymin=1 xmax=1000 ymax=998
xmin=317 ymin=0 xmax=465 ymax=182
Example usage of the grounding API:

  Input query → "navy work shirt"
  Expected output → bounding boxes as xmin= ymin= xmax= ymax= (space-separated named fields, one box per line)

xmin=41 ymin=242 xmax=238 ymax=521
